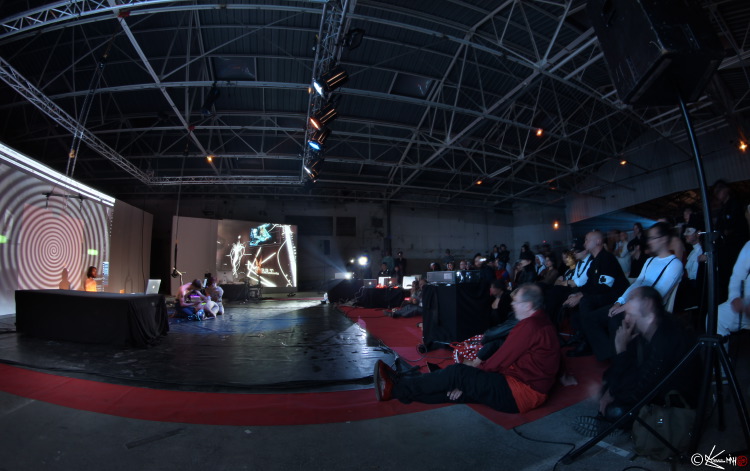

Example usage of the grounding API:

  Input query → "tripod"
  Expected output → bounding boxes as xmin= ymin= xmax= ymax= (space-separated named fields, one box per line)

xmin=562 ymin=94 xmax=750 ymax=464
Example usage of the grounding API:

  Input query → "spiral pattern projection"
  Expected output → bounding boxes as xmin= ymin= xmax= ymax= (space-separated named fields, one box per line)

xmin=0 ymin=164 xmax=112 ymax=297
xmin=216 ymin=220 xmax=297 ymax=288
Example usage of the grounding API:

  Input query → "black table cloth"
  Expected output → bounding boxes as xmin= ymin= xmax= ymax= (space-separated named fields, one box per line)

xmin=15 ymin=290 xmax=168 ymax=347
xmin=357 ymin=287 xmax=406 ymax=309
xmin=421 ymin=282 xmax=491 ymax=350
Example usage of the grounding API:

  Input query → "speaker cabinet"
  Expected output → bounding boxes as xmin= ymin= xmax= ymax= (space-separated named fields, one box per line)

xmin=587 ymin=0 xmax=724 ymax=106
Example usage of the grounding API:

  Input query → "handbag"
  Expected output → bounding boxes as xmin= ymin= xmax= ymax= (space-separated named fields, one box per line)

xmin=632 ymin=390 xmax=696 ymax=460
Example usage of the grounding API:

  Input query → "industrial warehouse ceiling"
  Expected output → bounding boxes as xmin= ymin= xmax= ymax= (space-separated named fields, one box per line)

xmin=0 ymin=0 xmax=748 ymax=212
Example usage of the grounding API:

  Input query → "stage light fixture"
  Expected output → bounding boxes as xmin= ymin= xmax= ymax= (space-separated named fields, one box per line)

xmin=620 ymin=159 xmax=627 ymax=165
xmin=739 ymin=140 xmax=747 ymax=152
xmin=308 ymin=128 xmax=331 ymax=151
xmin=309 ymin=104 xmax=338 ymax=130
xmin=536 ymin=128 xmax=544 ymax=137
xmin=303 ymin=155 xmax=325 ymax=181
xmin=207 ymin=154 xmax=214 ymax=163
xmin=357 ymin=255 xmax=369 ymax=266
xmin=313 ymin=65 xmax=349 ymax=98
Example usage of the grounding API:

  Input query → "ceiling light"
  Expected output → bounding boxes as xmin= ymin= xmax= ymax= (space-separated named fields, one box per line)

xmin=739 ymin=140 xmax=747 ymax=152
xmin=475 ymin=179 xmax=483 ymax=185
xmin=309 ymin=104 xmax=338 ymax=130
xmin=312 ymin=65 xmax=349 ymax=98
xmin=620 ymin=160 xmax=627 ymax=165
xmin=536 ymin=128 xmax=544 ymax=137
xmin=308 ymin=128 xmax=331 ymax=151
xmin=207 ymin=154 xmax=214 ymax=163
xmin=553 ymin=221 xmax=560 ymax=230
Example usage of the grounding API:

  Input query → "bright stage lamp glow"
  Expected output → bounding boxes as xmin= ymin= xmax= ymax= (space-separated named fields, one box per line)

xmin=357 ymin=256 xmax=369 ymax=266
xmin=536 ymin=128 xmax=543 ymax=137
xmin=740 ymin=141 xmax=748 ymax=152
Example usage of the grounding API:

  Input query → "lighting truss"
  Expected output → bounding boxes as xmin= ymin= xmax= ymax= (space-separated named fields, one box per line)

xmin=301 ymin=0 xmax=355 ymax=182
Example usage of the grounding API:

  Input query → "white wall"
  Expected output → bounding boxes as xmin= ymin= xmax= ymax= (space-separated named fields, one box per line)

xmin=109 ymin=200 xmax=153 ymax=294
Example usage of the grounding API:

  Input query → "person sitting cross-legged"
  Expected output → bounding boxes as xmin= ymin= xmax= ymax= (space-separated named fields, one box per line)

xmin=374 ymin=283 xmax=560 ymax=413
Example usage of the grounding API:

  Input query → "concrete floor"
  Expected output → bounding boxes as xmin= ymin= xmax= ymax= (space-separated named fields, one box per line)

xmin=1 ymin=294 xmax=748 ymax=471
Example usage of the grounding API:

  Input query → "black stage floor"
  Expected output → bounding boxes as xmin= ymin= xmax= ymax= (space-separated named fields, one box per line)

xmin=0 ymin=299 xmax=394 ymax=393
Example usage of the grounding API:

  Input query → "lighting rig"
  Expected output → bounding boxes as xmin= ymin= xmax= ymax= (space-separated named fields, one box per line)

xmin=302 ymin=0 xmax=358 ymax=183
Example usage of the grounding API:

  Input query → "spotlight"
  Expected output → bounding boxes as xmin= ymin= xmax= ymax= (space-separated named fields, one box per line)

xmin=309 ymin=104 xmax=338 ymax=130
xmin=313 ymin=65 xmax=349 ymax=98
xmin=303 ymin=155 xmax=325 ymax=181
xmin=308 ymin=128 xmax=331 ymax=151
xmin=740 ymin=140 xmax=748 ymax=152
xmin=536 ymin=128 xmax=544 ymax=137
xmin=357 ymin=255 xmax=369 ymax=266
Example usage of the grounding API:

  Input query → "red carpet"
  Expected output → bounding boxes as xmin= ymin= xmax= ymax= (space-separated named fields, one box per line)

xmin=340 ymin=306 xmax=608 ymax=429
xmin=0 ymin=363 xmax=447 ymax=426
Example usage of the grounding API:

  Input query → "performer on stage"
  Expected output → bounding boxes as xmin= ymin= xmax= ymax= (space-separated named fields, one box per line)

xmin=84 ymin=266 xmax=98 ymax=292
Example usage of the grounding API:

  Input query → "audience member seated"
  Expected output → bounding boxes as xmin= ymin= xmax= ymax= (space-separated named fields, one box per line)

xmin=386 ymin=279 xmax=426 ymax=318
xmin=534 ymin=254 xmax=546 ymax=277
xmin=628 ymin=223 xmax=648 ymax=278
xmin=614 ymin=231 xmax=630 ymax=277
xmin=374 ymin=284 xmax=560 ymax=413
xmin=84 ymin=266 xmax=98 ymax=292
xmin=676 ymin=227 xmax=705 ymax=316
xmin=539 ymin=253 xmax=559 ymax=286
xmin=429 ymin=262 xmax=441 ymax=272
xmin=204 ymin=276 xmax=224 ymax=316
xmin=573 ymin=286 xmax=697 ymax=437
xmin=582 ymin=222 xmax=682 ymax=361
xmin=545 ymin=246 xmax=589 ymax=325
xmin=715 ymin=239 xmax=750 ymax=336
xmin=177 ymin=279 xmax=208 ymax=320
xmin=513 ymin=251 xmax=537 ymax=287
xmin=565 ymin=231 xmax=629 ymax=358
xmin=498 ymin=244 xmax=510 ymax=270
xmin=490 ymin=278 xmax=512 ymax=325
xmin=473 ymin=254 xmax=496 ymax=282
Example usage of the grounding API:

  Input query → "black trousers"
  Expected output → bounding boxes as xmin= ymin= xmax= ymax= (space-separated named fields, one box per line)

xmin=391 ymin=363 xmax=519 ymax=413
xmin=580 ymin=302 xmax=624 ymax=361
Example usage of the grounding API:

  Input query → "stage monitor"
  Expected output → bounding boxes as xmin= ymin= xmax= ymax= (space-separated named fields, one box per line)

xmin=145 ymin=279 xmax=161 ymax=294
xmin=402 ymin=275 xmax=418 ymax=287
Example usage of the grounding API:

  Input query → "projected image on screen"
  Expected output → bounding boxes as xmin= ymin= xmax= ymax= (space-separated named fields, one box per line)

xmin=216 ymin=220 xmax=297 ymax=288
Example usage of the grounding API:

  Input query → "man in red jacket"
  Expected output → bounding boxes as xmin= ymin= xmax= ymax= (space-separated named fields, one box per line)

xmin=374 ymin=283 xmax=560 ymax=413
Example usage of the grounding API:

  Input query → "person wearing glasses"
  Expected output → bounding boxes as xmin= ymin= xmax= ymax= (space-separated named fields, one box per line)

xmin=582 ymin=222 xmax=683 ymax=361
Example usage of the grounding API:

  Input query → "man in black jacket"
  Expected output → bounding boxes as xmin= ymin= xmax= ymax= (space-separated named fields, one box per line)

xmin=565 ymin=230 xmax=629 ymax=357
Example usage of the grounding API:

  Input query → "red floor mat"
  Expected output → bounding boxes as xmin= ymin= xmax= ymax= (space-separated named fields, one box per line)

xmin=0 ymin=363 xmax=447 ymax=426
xmin=340 ymin=305 xmax=608 ymax=429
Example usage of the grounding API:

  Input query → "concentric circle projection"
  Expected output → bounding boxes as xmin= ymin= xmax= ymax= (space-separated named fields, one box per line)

xmin=0 ymin=163 xmax=112 ymax=307
xmin=18 ymin=203 xmax=83 ymax=289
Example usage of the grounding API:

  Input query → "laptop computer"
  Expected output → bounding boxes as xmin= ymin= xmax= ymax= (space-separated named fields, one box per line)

xmin=378 ymin=276 xmax=397 ymax=287
xmin=145 ymin=279 xmax=161 ymax=294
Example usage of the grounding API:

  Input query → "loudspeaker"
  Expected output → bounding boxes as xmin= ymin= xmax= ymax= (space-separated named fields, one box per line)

xmin=587 ymin=0 xmax=724 ymax=106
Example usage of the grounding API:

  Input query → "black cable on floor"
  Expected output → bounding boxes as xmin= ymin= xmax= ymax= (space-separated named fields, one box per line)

xmin=511 ymin=427 xmax=576 ymax=471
